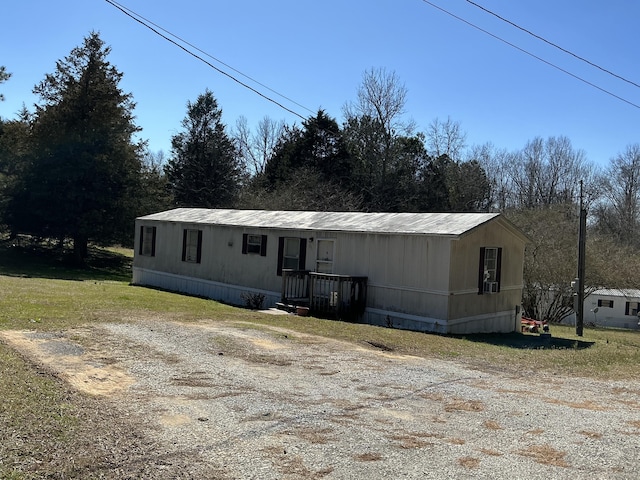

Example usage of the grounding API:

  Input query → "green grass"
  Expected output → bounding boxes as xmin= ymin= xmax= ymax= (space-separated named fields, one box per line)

xmin=0 ymin=345 xmax=80 ymax=479
xmin=1 ymin=237 xmax=639 ymax=379
xmin=1 ymin=240 xmax=639 ymax=478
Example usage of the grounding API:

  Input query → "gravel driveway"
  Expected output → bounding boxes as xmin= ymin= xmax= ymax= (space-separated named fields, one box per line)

xmin=3 ymin=318 xmax=640 ymax=479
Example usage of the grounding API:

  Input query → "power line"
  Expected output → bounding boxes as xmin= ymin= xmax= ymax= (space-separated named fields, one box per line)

xmin=465 ymin=0 xmax=640 ymax=90
xmin=108 ymin=0 xmax=314 ymax=116
xmin=104 ymin=0 xmax=308 ymax=120
xmin=420 ymin=0 xmax=640 ymax=110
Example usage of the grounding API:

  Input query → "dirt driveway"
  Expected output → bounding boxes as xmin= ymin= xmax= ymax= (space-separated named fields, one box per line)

xmin=2 ymin=317 xmax=640 ymax=479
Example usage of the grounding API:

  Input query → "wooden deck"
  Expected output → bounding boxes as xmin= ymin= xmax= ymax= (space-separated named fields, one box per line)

xmin=281 ymin=270 xmax=367 ymax=320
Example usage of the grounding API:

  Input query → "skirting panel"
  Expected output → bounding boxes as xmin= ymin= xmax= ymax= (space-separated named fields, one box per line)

xmin=133 ymin=268 xmax=518 ymax=334
xmin=132 ymin=267 xmax=281 ymax=309
xmin=364 ymin=308 xmax=518 ymax=334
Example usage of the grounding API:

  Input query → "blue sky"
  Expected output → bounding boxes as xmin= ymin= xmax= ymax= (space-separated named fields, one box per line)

xmin=1 ymin=0 xmax=639 ymax=165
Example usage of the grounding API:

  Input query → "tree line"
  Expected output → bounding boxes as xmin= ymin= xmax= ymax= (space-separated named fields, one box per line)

xmin=2 ymin=33 xmax=640 ymax=322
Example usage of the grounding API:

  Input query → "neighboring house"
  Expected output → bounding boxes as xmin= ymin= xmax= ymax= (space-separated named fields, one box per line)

xmin=583 ymin=288 xmax=640 ymax=330
xmin=132 ymin=208 xmax=528 ymax=334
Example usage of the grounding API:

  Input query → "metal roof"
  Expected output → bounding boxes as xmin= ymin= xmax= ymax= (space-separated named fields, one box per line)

xmin=588 ymin=288 xmax=640 ymax=299
xmin=138 ymin=208 xmax=508 ymax=237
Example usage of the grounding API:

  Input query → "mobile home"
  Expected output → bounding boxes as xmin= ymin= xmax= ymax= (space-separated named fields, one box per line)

xmin=583 ymin=288 xmax=640 ymax=330
xmin=132 ymin=208 xmax=528 ymax=334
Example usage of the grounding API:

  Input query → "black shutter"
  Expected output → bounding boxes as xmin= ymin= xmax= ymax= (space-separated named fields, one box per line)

xmin=181 ymin=229 xmax=187 ymax=261
xmin=242 ymin=234 xmax=248 ymax=254
xmin=298 ymin=238 xmax=307 ymax=270
xmin=478 ymin=247 xmax=485 ymax=295
xmin=496 ymin=247 xmax=502 ymax=292
xmin=260 ymin=235 xmax=268 ymax=257
xmin=196 ymin=230 xmax=203 ymax=263
xmin=625 ymin=302 xmax=630 ymax=316
xmin=277 ymin=237 xmax=285 ymax=276
xmin=151 ymin=227 xmax=156 ymax=257
xmin=139 ymin=226 xmax=144 ymax=255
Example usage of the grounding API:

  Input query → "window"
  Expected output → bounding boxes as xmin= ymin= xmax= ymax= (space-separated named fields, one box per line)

xmin=277 ymin=237 xmax=307 ymax=276
xmin=478 ymin=247 xmax=502 ymax=294
xmin=598 ymin=299 xmax=614 ymax=308
xmin=316 ymin=239 xmax=334 ymax=273
xmin=283 ymin=238 xmax=300 ymax=269
xmin=181 ymin=229 xmax=202 ymax=263
xmin=139 ymin=226 xmax=156 ymax=257
xmin=242 ymin=234 xmax=267 ymax=256
xmin=625 ymin=301 xmax=639 ymax=316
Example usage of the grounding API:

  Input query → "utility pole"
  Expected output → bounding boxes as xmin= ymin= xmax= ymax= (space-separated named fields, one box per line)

xmin=576 ymin=181 xmax=587 ymax=337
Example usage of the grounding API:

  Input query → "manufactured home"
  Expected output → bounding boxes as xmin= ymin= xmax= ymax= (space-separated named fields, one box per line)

xmin=582 ymin=288 xmax=640 ymax=330
xmin=132 ymin=208 xmax=528 ymax=334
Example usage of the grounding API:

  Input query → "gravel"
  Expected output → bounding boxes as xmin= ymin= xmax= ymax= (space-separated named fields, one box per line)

xmin=14 ymin=320 xmax=640 ymax=478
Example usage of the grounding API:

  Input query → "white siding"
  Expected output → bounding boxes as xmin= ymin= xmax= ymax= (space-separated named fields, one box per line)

xmin=583 ymin=291 xmax=640 ymax=330
xmin=133 ymin=210 xmax=527 ymax=334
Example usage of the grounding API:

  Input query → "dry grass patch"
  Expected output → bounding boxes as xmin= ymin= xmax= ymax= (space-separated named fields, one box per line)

xmin=387 ymin=431 xmax=439 ymax=449
xmin=330 ymin=411 xmax=361 ymax=426
xmin=171 ymin=372 xmax=216 ymax=387
xmin=354 ymin=452 xmax=383 ymax=462
xmin=458 ymin=456 xmax=481 ymax=469
xmin=483 ymin=420 xmax=502 ymax=430
xmin=431 ymin=415 xmax=448 ymax=423
xmin=614 ymin=399 xmax=640 ymax=409
xmin=612 ymin=386 xmax=640 ymax=395
xmin=526 ymin=428 xmax=545 ymax=435
xmin=579 ymin=430 xmax=603 ymax=439
xmin=444 ymin=398 xmax=485 ymax=413
xmin=287 ymin=427 xmax=336 ymax=444
xmin=418 ymin=391 xmax=444 ymax=400
xmin=516 ymin=444 xmax=569 ymax=468
xmin=543 ymin=398 xmax=607 ymax=410
xmin=445 ymin=437 xmax=466 ymax=445
xmin=478 ymin=448 xmax=503 ymax=456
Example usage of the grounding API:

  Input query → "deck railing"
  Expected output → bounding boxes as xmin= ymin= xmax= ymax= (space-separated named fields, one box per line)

xmin=281 ymin=270 xmax=367 ymax=320
xmin=281 ymin=269 xmax=310 ymax=305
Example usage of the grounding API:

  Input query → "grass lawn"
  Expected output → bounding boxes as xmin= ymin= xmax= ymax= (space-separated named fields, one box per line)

xmin=1 ymin=237 xmax=639 ymax=478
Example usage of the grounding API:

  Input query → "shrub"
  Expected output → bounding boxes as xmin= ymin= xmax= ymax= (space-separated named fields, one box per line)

xmin=241 ymin=292 xmax=265 ymax=310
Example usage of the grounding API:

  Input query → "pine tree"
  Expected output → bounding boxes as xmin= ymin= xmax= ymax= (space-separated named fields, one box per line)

xmin=165 ymin=90 xmax=243 ymax=208
xmin=6 ymin=32 xmax=143 ymax=262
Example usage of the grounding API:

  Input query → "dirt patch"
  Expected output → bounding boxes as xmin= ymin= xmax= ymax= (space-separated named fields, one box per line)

xmin=0 ymin=330 xmax=134 ymax=396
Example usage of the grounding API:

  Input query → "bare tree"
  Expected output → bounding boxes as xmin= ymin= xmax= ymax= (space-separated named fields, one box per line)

xmin=425 ymin=116 xmax=466 ymax=161
xmin=594 ymin=143 xmax=640 ymax=245
xmin=343 ymin=67 xmax=413 ymax=135
xmin=342 ymin=67 xmax=419 ymax=210
xmin=468 ymin=142 xmax=515 ymax=211
xmin=234 ymin=115 xmax=285 ymax=176
xmin=487 ymin=136 xmax=596 ymax=210
xmin=238 ymin=166 xmax=362 ymax=212
xmin=507 ymin=206 xmax=578 ymax=322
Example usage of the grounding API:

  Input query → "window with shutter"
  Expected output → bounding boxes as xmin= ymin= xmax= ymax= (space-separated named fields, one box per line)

xmin=182 ymin=229 xmax=202 ymax=263
xmin=277 ymin=237 xmax=307 ymax=276
xmin=242 ymin=234 xmax=268 ymax=256
xmin=139 ymin=226 xmax=156 ymax=257
xmin=478 ymin=246 xmax=502 ymax=294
